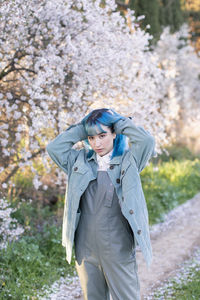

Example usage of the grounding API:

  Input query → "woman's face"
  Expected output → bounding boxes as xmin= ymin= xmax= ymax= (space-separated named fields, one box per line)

xmin=88 ymin=125 xmax=116 ymax=157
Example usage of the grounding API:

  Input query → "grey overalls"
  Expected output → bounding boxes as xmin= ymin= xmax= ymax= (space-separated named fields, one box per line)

xmin=75 ymin=171 xmax=140 ymax=300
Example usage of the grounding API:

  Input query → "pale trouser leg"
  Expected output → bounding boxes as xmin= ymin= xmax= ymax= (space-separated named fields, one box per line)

xmin=75 ymin=259 xmax=110 ymax=300
xmin=101 ymin=257 xmax=141 ymax=300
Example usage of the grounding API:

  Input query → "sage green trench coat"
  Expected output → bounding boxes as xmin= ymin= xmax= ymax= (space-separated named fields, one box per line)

xmin=46 ymin=117 xmax=156 ymax=267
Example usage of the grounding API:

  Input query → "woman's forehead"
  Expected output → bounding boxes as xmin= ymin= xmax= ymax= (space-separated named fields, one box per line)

xmin=87 ymin=124 xmax=110 ymax=136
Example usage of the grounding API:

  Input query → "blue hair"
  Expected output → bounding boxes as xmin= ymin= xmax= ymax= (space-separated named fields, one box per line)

xmin=82 ymin=108 xmax=127 ymax=159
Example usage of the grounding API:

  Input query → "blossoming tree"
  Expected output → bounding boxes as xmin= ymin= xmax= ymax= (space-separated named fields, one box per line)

xmin=154 ymin=25 xmax=200 ymax=151
xmin=0 ymin=0 xmax=169 ymax=191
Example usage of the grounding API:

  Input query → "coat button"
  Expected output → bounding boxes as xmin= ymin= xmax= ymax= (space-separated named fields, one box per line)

xmin=110 ymin=165 xmax=114 ymax=170
xmin=74 ymin=167 xmax=78 ymax=171
xmin=129 ymin=209 xmax=134 ymax=214
xmin=116 ymin=178 xmax=120 ymax=184
xmin=137 ymin=229 xmax=142 ymax=235
xmin=121 ymin=170 xmax=125 ymax=175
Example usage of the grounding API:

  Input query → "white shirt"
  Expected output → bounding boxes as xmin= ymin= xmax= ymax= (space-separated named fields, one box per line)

xmin=96 ymin=149 xmax=113 ymax=171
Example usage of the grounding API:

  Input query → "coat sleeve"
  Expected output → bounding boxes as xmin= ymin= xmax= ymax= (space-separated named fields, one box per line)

xmin=46 ymin=123 xmax=88 ymax=175
xmin=114 ymin=117 xmax=156 ymax=172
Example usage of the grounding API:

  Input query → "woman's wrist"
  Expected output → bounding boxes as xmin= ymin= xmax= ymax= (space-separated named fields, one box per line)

xmin=113 ymin=116 xmax=133 ymax=135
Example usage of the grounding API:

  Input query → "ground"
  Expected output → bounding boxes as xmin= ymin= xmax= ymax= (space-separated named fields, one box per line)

xmin=139 ymin=192 xmax=200 ymax=298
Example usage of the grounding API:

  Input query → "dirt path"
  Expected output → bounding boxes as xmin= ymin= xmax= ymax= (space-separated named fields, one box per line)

xmin=138 ymin=192 xmax=200 ymax=298
xmin=42 ymin=193 xmax=200 ymax=299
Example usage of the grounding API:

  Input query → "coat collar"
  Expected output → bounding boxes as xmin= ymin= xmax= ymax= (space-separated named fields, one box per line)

xmin=87 ymin=151 xmax=97 ymax=162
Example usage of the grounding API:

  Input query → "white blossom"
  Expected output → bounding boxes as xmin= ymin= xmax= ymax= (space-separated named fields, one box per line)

xmin=1 ymin=139 xmax=8 ymax=147
xmin=0 ymin=0 xmax=199 ymax=189
xmin=33 ymin=176 xmax=42 ymax=190
xmin=2 ymin=148 xmax=10 ymax=156
xmin=0 ymin=198 xmax=25 ymax=249
xmin=154 ymin=25 xmax=200 ymax=148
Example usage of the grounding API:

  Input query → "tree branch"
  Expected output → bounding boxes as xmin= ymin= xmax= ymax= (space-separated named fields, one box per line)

xmin=4 ymin=148 xmax=45 ymax=183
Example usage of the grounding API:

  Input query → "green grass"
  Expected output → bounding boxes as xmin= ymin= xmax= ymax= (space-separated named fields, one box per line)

xmin=0 ymin=200 xmax=75 ymax=300
xmin=0 ymin=224 xmax=76 ymax=300
xmin=153 ymin=269 xmax=200 ymax=299
xmin=141 ymin=159 xmax=200 ymax=224
xmin=152 ymin=250 xmax=200 ymax=300
xmin=172 ymin=270 xmax=200 ymax=299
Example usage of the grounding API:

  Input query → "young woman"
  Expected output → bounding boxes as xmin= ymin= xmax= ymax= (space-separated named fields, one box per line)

xmin=46 ymin=108 xmax=155 ymax=300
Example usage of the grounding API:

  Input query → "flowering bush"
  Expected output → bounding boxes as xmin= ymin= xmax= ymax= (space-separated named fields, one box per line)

xmin=0 ymin=0 xmax=168 ymax=190
xmin=0 ymin=198 xmax=24 ymax=249
xmin=1 ymin=1 xmax=199 ymax=192
xmin=154 ymin=25 xmax=200 ymax=148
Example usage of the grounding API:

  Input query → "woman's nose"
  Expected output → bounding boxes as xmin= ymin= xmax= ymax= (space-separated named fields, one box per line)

xmin=95 ymin=138 xmax=101 ymax=147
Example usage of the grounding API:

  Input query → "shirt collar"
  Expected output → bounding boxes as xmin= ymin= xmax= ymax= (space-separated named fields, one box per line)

xmin=96 ymin=149 xmax=113 ymax=171
xmin=96 ymin=149 xmax=113 ymax=165
xmin=87 ymin=149 xmax=125 ymax=165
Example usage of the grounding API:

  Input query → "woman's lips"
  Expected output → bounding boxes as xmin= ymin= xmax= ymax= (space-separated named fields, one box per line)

xmin=95 ymin=149 xmax=103 ymax=152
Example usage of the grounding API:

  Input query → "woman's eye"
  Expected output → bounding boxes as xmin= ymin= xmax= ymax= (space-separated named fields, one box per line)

xmin=88 ymin=136 xmax=94 ymax=141
xmin=99 ymin=134 xmax=106 ymax=138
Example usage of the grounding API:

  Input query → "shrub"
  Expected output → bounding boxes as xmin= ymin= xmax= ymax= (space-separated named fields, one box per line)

xmin=141 ymin=159 xmax=200 ymax=224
